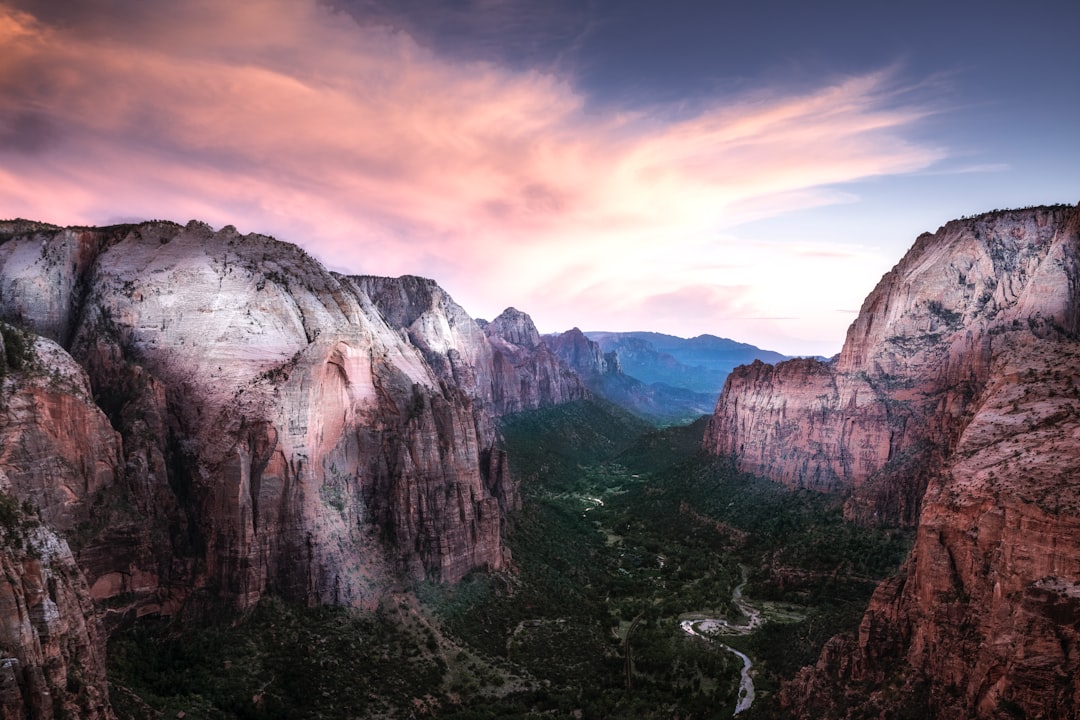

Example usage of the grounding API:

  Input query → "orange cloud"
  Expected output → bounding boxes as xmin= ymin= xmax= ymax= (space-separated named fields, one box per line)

xmin=0 ymin=0 xmax=945 ymax=354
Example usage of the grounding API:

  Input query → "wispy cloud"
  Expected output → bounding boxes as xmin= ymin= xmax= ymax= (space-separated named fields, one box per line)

xmin=0 ymin=0 xmax=945 ymax=354
xmin=917 ymin=162 xmax=1010 ymax=176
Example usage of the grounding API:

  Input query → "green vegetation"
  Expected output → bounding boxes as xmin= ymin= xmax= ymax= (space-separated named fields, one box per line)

xmin=107 ymin=398 xmax=913 ymax=719
xmin=597 ymin=457 xmax=911 ymax=708
xmin=0 ymin=219 xmax=63 ymax=242
xmin=0 ymin=321 xmax=34 ymax=377
xmin=497 ymin=398 xmax=653 ymax=491
xmin=109 ymin=597 xmax=448 ymax=720
xmin=0 ymin=491 xmax=42 ymax=557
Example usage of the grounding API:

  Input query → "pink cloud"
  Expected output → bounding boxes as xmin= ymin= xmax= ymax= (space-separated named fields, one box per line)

xmin=0 ymin=0 xmax=945 ymax=354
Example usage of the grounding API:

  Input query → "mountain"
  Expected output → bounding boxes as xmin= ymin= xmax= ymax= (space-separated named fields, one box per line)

xmin=545 ymin=328 xmax=717 ymax=424
xmin=703 ymin=203 xmax=1080 ymax=718
xmin=5 ymin=203 xmax=1079 ymax=718
xmin=586 ymin=330 xmax=789 ymax=396
xmin=0 ymin=218 xmax=587 ymax=716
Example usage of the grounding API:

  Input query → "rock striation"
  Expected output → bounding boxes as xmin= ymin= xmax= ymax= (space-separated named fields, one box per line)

xmin=0 ymin=522 xmax=110 ymax=720
xmin=705 ymin=204 xmax=1080 ymax=718
xmin=705 ymin=204 xmax=1078 ymax=524
xmin=350 ymin=284 xmax=586 ymax=416
xmin=0 ymin=218 xmax=588 ymax=715
xmin=0 ymin=336 xmax=118 ymax=719
xmin=481 ymin=308 xmax=588 ymax=414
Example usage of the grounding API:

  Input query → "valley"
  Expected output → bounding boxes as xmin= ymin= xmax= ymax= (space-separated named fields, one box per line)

xmin=3 ymin=0 xmax=1079 ymax=714
xmin=1 ymin=205 xmax=1078 ymax=718
xmin=106 ymin=400 xmax=912 ymax=719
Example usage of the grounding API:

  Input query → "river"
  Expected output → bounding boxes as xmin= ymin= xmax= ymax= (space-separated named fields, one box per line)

xmin=678 ymin=567 xmax=761 ymax=716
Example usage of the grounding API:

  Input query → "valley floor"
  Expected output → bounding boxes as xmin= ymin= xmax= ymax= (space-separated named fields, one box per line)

xmin=108 ymin=400 xmax=912 ymax=719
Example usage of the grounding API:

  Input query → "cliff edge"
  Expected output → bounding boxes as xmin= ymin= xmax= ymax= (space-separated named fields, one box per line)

xmin=705 ymin=203 xmax=1080 ymax=718
xmin=0 ymin=219 xmax=588 ymax=715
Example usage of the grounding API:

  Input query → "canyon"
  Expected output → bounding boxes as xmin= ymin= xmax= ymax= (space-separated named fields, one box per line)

xmin=0 ymin=203 xmax=1077 ymax=718
xmin=0 ymin=219 xmax=595 ymax=717
xmin=705 ymin=203 xmax=1080 ymax=718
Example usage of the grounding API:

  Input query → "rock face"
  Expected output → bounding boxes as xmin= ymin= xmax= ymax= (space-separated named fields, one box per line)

xmin=546 ymin=327 xmax=621 ymax=378
xmin=705 ymin=204 xmax=1078 ymax=525
xmin=0 ymin=220 xmax=589 ymax=600
xmin=706 ymin=356 xmax=898 ymax=490
xmin=0 ymin=337 xmax=121 ymax=534
xmin=482 ymin=307 xmax=541 ymax=349
xmin=350 ymin=286 xmax=586 ymax=416
xmin=0 ymin=336 xmax=117 ymax=719
xmin=481 ymin=309 xmax=588 ymax=414
xmin=0 ymin=524 xmax=110 ymax=720
xmin=0 ymin=218 xmax=588 ymax=715
xmin=704 ymin=204 xmax=1080 ymax=718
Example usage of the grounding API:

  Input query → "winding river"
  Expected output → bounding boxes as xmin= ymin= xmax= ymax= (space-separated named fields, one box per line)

xmin=679 ymin=568 xmax=762 ymax=716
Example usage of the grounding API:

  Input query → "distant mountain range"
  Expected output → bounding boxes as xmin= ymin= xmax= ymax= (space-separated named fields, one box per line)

xmin=536 ymin=329 xmax=788 ymax=425
xmin=585 ymin=331 xmax=789 ymax=396
xmin=538 ymin=328 xmax=713 ymax=425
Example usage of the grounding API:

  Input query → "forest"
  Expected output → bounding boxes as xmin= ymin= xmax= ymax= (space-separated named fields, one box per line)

xmin=109 ymin=399 xmax=912 ymax=719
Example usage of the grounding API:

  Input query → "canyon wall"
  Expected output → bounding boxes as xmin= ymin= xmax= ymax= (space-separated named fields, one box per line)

xmin=0 ymin=219 xmax=586 ymax=716
xmin=705 ymin=204 xmax=1080 ymax=718
xmin=706 ymin=204 xmax=1076 ymax=524
xmin=546 ymin=327 xmax=622 ymax=378
xmin=0 ymin=335 xmax=114 ymax=719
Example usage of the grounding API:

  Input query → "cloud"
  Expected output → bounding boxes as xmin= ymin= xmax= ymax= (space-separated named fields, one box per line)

xmin=917 ymin=162 xmax=1010 ymax=176
xmin=0 ymin=0 xmax=946 ymax=354
xmin=335 ymin=0 xmax=594 ymax=71
xmin=0 ymin=111 xmax=58 ymax=154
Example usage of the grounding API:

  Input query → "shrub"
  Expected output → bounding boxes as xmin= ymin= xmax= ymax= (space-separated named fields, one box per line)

xmin=0 ymin=322 xmax=33 ymax=373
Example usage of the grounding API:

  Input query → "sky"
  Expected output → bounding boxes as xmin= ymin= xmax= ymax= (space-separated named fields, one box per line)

xmin=1 ymin=1 xmax=1078 ymax=356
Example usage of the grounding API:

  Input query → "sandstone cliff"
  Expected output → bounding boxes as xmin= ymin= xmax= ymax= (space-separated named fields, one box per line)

xmin=0 ymin=218 xmax=586 ymax=607
xmin=704 ymin=204 xmax=1080 ymax=718
xmin=351 ymin=283 xmax=586 ymax=416
xmin=0 ymin=217 xmax=593 ymax=715
xmin=0 ymin=522 xmax=110 ymax=720
xmin=481 ymin=308 xmax=589 ymax=414
xmin=546 ymin=327 xmax=622 ymax=379
xmin=0 ymin=335 xmax=117 ymax=719
xmin=706 ymin=204 xmax=1077 ymax=525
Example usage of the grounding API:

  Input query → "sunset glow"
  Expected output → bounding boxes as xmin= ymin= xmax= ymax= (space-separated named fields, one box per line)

xmin=2 ymin=0 xmax=1077 ymax=355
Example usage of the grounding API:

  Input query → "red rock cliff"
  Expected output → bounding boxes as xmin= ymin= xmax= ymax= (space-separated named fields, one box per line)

xmin=0 ymin=334 xmax=117 ymax=718
xmin=0 ymin=524 xmax=111 ymax=720
xmin=705 ymin=204 xmax=1080 ymax=718
xmin=705 ymin=204 xmax=1077 ymax=526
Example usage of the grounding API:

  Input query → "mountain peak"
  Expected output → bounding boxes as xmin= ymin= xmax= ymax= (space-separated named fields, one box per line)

xmin=484 ymin=307 xmax=541 ymax=348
